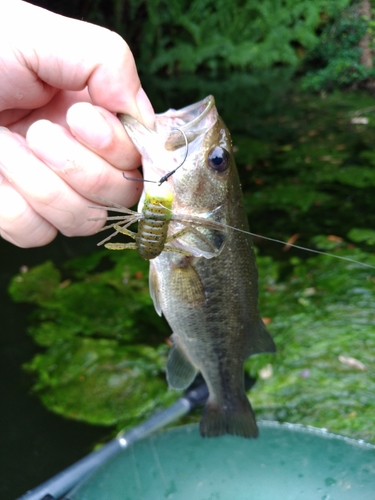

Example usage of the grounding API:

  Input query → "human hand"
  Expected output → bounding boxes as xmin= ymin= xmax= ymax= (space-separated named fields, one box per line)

xmin=0 ymin=1 xmax=154 ymax=248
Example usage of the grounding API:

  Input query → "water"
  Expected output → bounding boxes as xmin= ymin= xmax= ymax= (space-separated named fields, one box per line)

xmin=0 ymin=235 xmax=111 ymax=500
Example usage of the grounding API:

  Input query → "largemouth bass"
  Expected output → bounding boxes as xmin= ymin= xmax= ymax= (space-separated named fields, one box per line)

xmin=99 ymin=96 xmax=276 ymax=438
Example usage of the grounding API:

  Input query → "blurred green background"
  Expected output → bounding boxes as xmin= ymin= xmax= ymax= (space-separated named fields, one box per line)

xmin=2 ymin=0 xmax=375 ymax=498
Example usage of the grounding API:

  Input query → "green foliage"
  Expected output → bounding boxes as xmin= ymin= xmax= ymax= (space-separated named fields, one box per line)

xmin=9 ymin=238 xmax=375 ymax=441
xmin=232 ymin=84 xmax=375 ymax=442
xmin=302 ymin=2 xmax=375 ymax=91
xmin=10 ymin=252 xmax=165 ymax=347
xmin=348 ymin=228 xmax=375 ymax=245
xmin=34 ymin=0 xmax=373 ymax=83
xmin=9 ymin=261 xmax=61 ymax=304
xmin=120 ymin=0 xmax=350 ymax=74
xmin=304 ymin=59 xmax=375 ymax=90
xmin=34 ymin=0 xmax=360 ymax=78
xmin=136 ymin=0 xmax=347 ymax=73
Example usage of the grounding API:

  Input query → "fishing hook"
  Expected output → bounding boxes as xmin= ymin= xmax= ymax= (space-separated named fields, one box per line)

xmin=157 ymin=128 xmax=189 ymax=185
xmin=122 ymin=172 xmax=155 ymax=183
xmin=122 ymin=128 xmax=189 ymax=185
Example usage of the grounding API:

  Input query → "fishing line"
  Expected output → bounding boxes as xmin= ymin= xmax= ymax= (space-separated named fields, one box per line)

xmin=223 ymin=224 xmax=375 ymax=270
xmin=122 ymin=128 xmax=189 ymax=186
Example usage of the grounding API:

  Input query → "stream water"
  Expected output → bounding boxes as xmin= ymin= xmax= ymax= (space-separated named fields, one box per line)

xmin=0 ymin=235 xmax=111 ymax=500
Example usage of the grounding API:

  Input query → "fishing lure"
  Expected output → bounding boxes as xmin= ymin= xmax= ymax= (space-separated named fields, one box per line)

xmin=90 ymin=191 xmax=228 ymax=261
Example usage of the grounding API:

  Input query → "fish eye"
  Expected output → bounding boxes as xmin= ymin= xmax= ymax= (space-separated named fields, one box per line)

xmin=207 ymin=146 xmax=230 ymax=173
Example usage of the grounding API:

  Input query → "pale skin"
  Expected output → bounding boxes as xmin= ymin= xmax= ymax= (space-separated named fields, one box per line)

xmin=0 ymin=1 xmax=155 ymax=248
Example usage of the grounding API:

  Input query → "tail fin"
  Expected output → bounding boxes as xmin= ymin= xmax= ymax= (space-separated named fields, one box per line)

xmin=199 ymin=397 xmax=259 ymax=438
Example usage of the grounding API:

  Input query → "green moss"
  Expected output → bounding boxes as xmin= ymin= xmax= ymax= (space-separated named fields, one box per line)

xmin=8 ymin=261 xmax=61 ymax=304
xmin=9 ymin=251 xmax=178 ymax=431
xmin=25 ymin=339 xmax=176 ymax=428
xmin=247 ymin=249 xmax=375 ymax=443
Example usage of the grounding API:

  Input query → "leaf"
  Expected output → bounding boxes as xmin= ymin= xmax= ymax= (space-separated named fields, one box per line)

xmin=348 ymin=228 xmax=375 ymax=246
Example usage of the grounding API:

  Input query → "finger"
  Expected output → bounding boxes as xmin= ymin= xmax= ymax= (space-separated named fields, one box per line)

xmin=7 ymin=89 xmax=91 ymax=136
xmin=0 ymin=176 xmax=57 ymax=248
xmin=26 ymin=118 xmax=143 ymax=207
xmin=7 ymin=92 xmax=142 ymax=176
xmin=66 ymin=102 xmax=141 ymax=168
xmin=0 ymin=127 xmax=107 ymax=238
xmin=1 ymin=2 xmax=154 ymax=126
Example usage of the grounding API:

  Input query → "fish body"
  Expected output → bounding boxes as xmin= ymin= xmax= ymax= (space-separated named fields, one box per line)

xmin=118 ymin=96 xmax=275 ymax=438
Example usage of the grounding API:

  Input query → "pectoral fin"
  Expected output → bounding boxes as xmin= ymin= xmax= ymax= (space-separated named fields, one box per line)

xmin=170 ymin=220 xmax=227 ymax=259
xmin=149 ymin=261 xmax=162 ymax=317
xmin=167 ymin=336 xmax=198 ymax=390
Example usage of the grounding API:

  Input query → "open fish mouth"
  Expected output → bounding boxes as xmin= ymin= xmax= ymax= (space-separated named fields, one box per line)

xmin=118 ymin=96 xmax=218 ymax=181
xmin=120 ymin=94 xmax=216 ymax=136
xmin=154 ymin=95 xmax=216 ymax=140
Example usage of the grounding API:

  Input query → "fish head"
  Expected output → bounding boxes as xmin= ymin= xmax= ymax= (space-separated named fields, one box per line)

xmin=119 ymin=96 xmax=236 ymax=217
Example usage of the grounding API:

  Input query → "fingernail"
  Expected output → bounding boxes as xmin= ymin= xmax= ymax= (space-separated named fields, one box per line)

xmin=67 ymin=103 xmax=113 ymax=148
xmin=136 ymin=88 xmax=155 ymax=129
